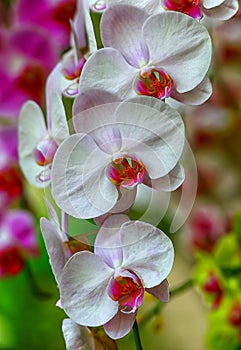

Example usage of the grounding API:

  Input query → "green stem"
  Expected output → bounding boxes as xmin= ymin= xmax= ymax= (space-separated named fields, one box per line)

xmin=170 ymin=278 xmax=193 ymax=298
xmin=24 ymin=261 xmax=52 ymax=300
xmin=133 ymin=319 xmax=143 ymax=350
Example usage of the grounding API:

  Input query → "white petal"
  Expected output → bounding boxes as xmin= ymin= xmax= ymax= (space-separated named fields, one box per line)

xmin=51 ymin=133 xmax=118 ymax=219
xmin=143 ymin=12 xmax=212 ymax=92
xmin=62 ymin=319 xmax=92 ymax=350
xmin=202 ymin=0 xmax=225 ymax=9
xmin=59 ymin=251 xmax=117 ymax=326
xmin=104 ymin=311 xmax=136 ymax=339
xmin=73 ymin=89 xmax=119 ymax=117
xmin=40 ymin=218 xmax=67 ymax=285
xmin=108 ymin=0 xmax=160 ymax=13
xmin=119 ymin=221 xmax=174 ymax=288
xmin=202 ymin=0 xmax=239 ymax=19
xmin=146 ymin=279 xmax=170 ymax=302
xmin=143 ymin=162 xmax=185 ymax=191
xmin=80 ymin=48 xmax=138 ymax=99
xmin=95 ymin=214 xmax=130 ymax=268
xmin=101 ymin=5 xmax=149 ymax=68
xmin=49 ymin=92 xmax=69 ymax=143
xmin=171 ymin=76 xmax=212 ymax=105
xmin=18 ymin=100 xmax=48 ymax=187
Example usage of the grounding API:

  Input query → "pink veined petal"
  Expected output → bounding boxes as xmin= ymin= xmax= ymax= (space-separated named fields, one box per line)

xmin=143 ymin=11 xmax=212 ymax=93
xmin=146 ymin=278 xmax=170 ymax=302
xmin=171 ymin=76 xmax=212 ymax=105
xmin=80 ymin=48 xmax=138 ymax=99
xmin=94 ymin=214 xmax=130 ymax=268
xmin=51 ymin=133 xmax=118 ymax=219
xmin=202 ymin=0 xmax=225 ymax=9
xmin=49 ymin=92 xmax=69 ymax=143
xmin=104 ymin=309 xmax=137 ymax=340
xmin=107 ymin=0 xmax=161 ymax=14
xmin=40 ymin=217 xmax=67 ymax=285
xmin=18 ymin=100 xmax=49 ymax=187
xmin=59 ymin=251 xmax=117 ymax=326
xmin=94 ymin=187 xmax=137 ymax=226
xmin=62 ymin=319 xmax=93 ymax=350
xmin=101 ymin=5 xmax=149 ymax=68
xmin=201 ymin=0 xmax=239 ymax=19
xmin=119 ymin=221 xmax=174 ymax=288
xmin=143 ymin=162 xmax=185 ymax=191
xmin=73 ymin=89 xmax=120 ymax=120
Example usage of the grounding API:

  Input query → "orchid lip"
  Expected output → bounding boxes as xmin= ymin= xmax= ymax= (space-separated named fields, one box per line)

xmin=35 ymin=166 xmax=51 ymax=184
xmin=162 ymin=0 xmax=203 ymax=21
xmin=109 ymin=156 xmax=146 ymax=189
xmin=108 ymin=270 xmax=144 ymax=314
xmin=134 ymin=67 xmax=174 ymax=100
xmin=33 ymin=136 xmax=58 ymax=166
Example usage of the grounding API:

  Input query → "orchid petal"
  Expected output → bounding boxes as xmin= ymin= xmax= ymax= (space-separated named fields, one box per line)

xmin=49 ymin=92 xmax=69 ymax=143
xmin=80 ymin=48 xmax=138 ymax=99
xmin=171 ymin=76 xmax=212 ymax=105
xmin=46 ymin=62 xmax=63 ymax=116
xmin=59 ymin=251 xmax=117 ymax=326
xmin=202 ymin=0 xmax=239 ymax=19
xmin=18 ymin=100 xmax=49 ymax=187
xmin=94 ymin=187 xmax=137 ymax=226
xmin=119 ymin=221 xmax=174 ymax=288
xmin=143 ymin=12 xmax=212 ymax=93
xmin=73 ymin=89 xmax=119 ymax=117
xmin=146 ymin=278 xmax=170 ymax=302
xmin=62 ymin=319 xmax=92 ymax=350
xmin=104 ymin=310 xmax=136 ymax=340
xmin=107 ymin=0 xmax=160 ymax=14
xmin=143 ymin=162 xmax=185 ymax=191
xmin=202 ymin=0 xmax=225 ymax=9
xmin=40 ymin=218 xmax=67 ymax=285
xmin=95 ymin=214 xmax=130 ymax=268
xmin=51 ymin=133 xmax=118 ymax=219
xmin=101 ymin=5 xmax=149 ymax=68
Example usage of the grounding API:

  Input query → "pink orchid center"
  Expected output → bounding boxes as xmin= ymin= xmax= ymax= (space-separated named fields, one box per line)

xmin=33 ymin=136 xmax=58 ymax=166
xmin=162 ymin=0 xmax=202 ymax=21
xmin=109 ymin=271 xmax=144 ymax=313
xmin=109 ymin=156 xmax=146 ymax=188
xmin=62 ymin=54 xmax=87 ymax=81
xmin=135 ymin=68 xmax=174 ymax=100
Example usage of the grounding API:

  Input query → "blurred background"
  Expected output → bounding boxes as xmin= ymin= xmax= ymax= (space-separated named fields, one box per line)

xmin=0 ymin=1 xmax=241 ymax=349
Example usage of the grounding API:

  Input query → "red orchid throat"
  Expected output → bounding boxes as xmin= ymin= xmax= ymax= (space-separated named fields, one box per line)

xmin=109 ymin=156 xmax=146 ymax=189
xmin=109 ymin=271 xmax=144 ymax=313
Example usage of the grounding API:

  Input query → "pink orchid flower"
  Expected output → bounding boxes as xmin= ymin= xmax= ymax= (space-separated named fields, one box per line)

xmin=18 ymin=67 xmax=69 ymax=187
xmin=0 ymin=209 xmax=38 ymax=277
xmin=51 ymin=97 xmax=185 ymax=219
xmin=107 ymin=0 xmax=239 ymax=21
xmin=80 ymin=5 xmax=212 ymax=105
xmin=59 ymin=214 xmax=174 ymax=339
xmin=14 ymin=0 xmax=77 ymax=50
xmin=0 ymin=125 xmax=23 ymax=209
xmin=0 ymin=26 xmax=58 ymax=119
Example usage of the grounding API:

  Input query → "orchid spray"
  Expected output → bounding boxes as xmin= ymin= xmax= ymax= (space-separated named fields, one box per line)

xmin=16 ymin=0 xmax=240 ymax=349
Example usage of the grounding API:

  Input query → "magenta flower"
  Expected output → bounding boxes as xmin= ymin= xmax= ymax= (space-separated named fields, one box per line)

xmin=59 ymin=214 xmax=174 ymax=339
xmin=14 ymin=0 xmax=77 ymax=50
xmin=0 ymin=209 xmax=38 ymax=277
xmin=80 ymin=6 xmax=212 ymax=105
xmin=51 ymin=97 xmax=184 ymax=219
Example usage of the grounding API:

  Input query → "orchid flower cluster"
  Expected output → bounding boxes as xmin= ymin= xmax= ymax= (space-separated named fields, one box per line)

xmin=17 ymin=0 xmax=239 ymax=349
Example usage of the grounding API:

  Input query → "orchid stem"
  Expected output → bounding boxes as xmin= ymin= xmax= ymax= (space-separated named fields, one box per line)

xmin=133 ymin=319 xmax=143 ymax=350
xmin=170 ymin=278 xmax=193 ymax=298
xmin=24 ymin=261 xmax=51 ymax=300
